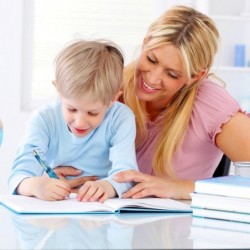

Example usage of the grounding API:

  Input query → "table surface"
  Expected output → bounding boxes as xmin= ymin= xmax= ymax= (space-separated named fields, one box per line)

xmin=1 ymin=202 xmax=250 ymax=249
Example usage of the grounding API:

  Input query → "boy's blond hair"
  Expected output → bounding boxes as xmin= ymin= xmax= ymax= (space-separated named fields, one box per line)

xmin=55 ymin=39 xmax=124 ymax=105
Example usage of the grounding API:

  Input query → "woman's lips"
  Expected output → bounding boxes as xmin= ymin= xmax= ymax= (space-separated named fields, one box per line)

xmin=141 ymin=79 xmax=159 ymax=93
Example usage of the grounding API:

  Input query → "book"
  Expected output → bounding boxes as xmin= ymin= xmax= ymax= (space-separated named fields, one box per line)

xmin=194 ymin=175 xmax=250 ymax=199
xmin=0 ymin=194 xmax=191 ymax=214
xmin=190 ymin=192 xmax=250 ymax=214
xmin=192 ymin=207 xmax=250 ymax=223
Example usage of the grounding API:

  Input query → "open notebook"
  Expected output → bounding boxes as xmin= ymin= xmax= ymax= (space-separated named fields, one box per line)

xmin=0 ymin=194 xmax=191 ymax=214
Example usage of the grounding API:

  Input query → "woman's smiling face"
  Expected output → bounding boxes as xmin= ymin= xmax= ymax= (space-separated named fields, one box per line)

xmin=134 ymin=44 xmax=192 ymax=108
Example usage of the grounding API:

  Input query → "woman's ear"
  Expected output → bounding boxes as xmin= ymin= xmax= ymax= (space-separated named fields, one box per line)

xmin=194 ymin=69 xmax=207 ymax=81
xmin=188 ymin=69 xmax=207 ymax=85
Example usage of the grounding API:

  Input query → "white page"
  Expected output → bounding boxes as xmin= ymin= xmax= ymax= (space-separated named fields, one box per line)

xmin=104 ymin=197 xmax=191 ymax=212
xmin=0 ymin=194 xmax=114 ymax=214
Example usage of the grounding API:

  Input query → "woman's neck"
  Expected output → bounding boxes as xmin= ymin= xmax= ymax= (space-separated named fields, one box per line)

xmin=145 ymin=102 xmax=169 ymax=122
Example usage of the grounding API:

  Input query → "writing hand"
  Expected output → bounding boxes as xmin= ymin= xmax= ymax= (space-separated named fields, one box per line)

xmin=113 ymin=170 xmax=194 ymax=200
xmin=17 ymin=176 xmax=71 ymax=201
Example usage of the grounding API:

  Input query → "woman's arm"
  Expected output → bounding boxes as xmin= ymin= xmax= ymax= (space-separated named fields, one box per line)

xmin=113 ymin=170 xmax=194 ymax=200
xmin=113 ymin=112 xmax=250 ymax=200
xmin=216 ymin=112 xmax=250 ymax=161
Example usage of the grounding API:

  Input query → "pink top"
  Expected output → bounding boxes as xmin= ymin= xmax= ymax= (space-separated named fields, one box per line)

xmin=136 ymin=79 xmax=245 ymax=180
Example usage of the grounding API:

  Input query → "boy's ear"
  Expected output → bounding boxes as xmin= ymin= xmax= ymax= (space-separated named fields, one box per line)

xmin=112 ymin=91 xmax=122 ymax=102
xmin=109 ymin=91 xmax=122 ymax=107
xmin=52 ymin=80 xmax=56 ymax=87
xmin=52 ymin=80 xmax=60 ymax=94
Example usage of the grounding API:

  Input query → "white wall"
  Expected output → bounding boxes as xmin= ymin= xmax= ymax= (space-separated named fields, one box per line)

xmin=0 ymin=0 xmax=31 ymax=193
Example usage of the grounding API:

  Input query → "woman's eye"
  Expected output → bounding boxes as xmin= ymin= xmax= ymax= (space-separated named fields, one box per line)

xmin=166 ymin=70 xmax=179 ymax=80
xmin=167 ymin=73 xmax=178 ymax=79
xmin=146 ymin=56 xmax=156 ymax=64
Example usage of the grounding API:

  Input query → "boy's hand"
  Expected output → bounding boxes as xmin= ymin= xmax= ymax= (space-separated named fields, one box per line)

xmin=76 ymin=180 xmax=115 ymax=203
xmin=53 ymin=166 xmax=98 ymax=191
xmin=17 ymin=176 xmax=71 ymax=201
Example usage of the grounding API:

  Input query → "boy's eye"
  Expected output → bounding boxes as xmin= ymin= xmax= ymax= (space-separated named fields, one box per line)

xmin=68 ymin=108 xmax=77 ymax=112
xmin=88 ymin=112 xmax=98 ymax=116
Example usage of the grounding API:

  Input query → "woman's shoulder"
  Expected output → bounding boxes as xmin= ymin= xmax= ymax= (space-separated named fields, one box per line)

xmin=196 ymin=78 xmax=239 ymax=111
xmin=192 ymin=78 xmax=240 ymax=140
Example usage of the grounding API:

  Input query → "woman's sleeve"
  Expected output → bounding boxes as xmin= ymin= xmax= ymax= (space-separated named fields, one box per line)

xmin=193 ymin=80 xmax=242 ymax=144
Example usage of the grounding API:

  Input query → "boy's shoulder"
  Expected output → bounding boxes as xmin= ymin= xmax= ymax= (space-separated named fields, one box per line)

xmin=110 ymin=101 xmax=134 ymax=116
xmin=31 ymin=99 xmax=61 ymax=120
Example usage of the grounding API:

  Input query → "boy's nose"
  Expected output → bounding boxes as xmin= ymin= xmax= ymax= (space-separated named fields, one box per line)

xmin=74 ymin=115 xmax=88 ymax=128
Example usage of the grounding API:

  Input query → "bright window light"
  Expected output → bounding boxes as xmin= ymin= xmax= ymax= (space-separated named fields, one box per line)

xmin=21 ymin=0 xmax=155 ymax=110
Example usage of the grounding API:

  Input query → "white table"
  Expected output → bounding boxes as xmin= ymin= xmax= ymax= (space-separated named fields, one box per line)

xmin=0 ymin=203 xmax=249 ymax=249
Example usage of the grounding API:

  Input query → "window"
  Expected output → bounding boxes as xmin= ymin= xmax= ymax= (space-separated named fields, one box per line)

xmin=21 ymin=0 xmax=156 ymax=110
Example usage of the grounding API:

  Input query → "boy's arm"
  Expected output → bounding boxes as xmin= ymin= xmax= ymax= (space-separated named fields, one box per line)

xmin=106 ymin=104 xmax=139 ymax=197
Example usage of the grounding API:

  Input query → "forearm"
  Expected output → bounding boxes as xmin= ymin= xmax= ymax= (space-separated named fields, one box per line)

xmin=16 ymin=177 xmax=38 ymax=196
xmin=113 ymin=170 xmax=195 ymax=200
xmin=177 ymin=179 xmax=195 ymax=200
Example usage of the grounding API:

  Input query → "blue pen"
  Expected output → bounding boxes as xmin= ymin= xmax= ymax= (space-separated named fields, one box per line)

xmin=33 ymin=149 xmax=59 ymax=179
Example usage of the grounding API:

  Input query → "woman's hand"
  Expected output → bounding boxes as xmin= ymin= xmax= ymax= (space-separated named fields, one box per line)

xmin=113 ymin=170 xmax=194 ymax=200
xmin=53 ymin=166 xmax=98 ymax=192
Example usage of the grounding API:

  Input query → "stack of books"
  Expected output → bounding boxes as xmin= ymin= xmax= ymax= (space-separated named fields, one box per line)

xmin=190 ymin=175 xmax=250 ymax=223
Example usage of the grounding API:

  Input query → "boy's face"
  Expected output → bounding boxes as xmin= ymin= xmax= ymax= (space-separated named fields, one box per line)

xmin=61 ymin=96 xmax=111 ymax=138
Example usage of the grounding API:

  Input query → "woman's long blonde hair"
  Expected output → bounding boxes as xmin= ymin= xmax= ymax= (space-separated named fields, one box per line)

xmin=122 ymin=5 xmax=219 ymax=177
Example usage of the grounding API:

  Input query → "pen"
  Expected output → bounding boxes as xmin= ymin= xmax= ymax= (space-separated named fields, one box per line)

xmin=33 ymin=149 xmax=59 ymax=179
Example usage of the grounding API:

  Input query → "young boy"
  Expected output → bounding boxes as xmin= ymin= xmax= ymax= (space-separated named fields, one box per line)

xmin=8 ymin=39 xmax=138 ymax=202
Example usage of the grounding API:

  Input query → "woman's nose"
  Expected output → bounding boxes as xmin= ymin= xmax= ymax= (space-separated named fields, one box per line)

xmin=147 ymin=68 xmax=162 ymax=85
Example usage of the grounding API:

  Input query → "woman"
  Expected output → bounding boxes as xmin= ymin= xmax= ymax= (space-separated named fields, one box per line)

xmin=56 ymin=5 xmax=250 ymax=199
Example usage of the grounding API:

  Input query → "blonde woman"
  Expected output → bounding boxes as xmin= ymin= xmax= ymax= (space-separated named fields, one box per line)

xmin=9 ymin=40 xmax=138 ymax=202
xmin=113 ymin=5 xmax=250 ymax=199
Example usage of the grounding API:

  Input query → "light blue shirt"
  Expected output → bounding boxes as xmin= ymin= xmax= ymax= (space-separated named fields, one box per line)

xmin=8 ymin=100 xmax=138 ymax=197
